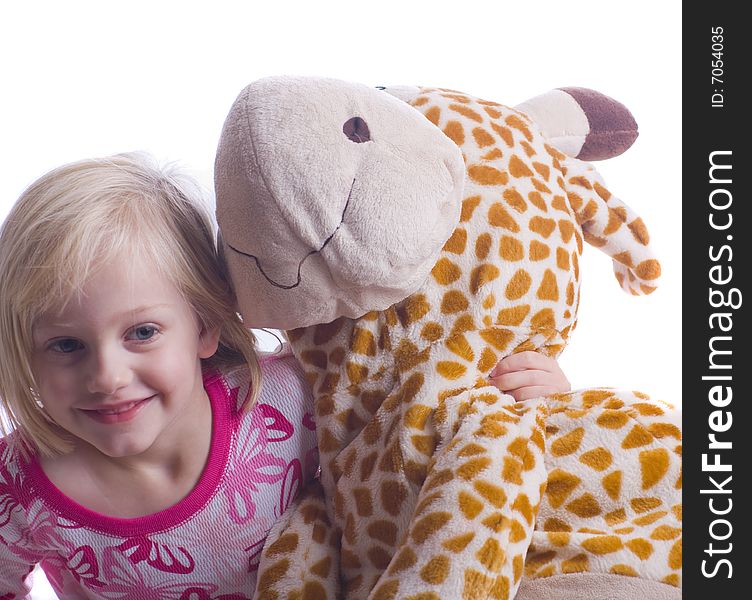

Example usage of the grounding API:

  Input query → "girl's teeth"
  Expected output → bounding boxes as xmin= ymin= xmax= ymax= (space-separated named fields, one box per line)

xmin=98 ymin=401 xmax=137 ymax=415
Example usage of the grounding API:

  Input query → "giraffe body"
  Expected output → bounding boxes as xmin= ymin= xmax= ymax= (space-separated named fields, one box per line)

xmin=214 ymin=79 xmax=681 ymax=599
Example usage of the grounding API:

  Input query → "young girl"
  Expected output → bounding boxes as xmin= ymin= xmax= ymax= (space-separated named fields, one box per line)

xmin=0 ymin=153 xmax=319 ymax=597
xmin=0 ymin=153 xmax=569 ymax=598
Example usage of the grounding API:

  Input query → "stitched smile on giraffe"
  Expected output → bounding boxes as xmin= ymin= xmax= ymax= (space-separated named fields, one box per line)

xmin=214 ymin=77 xmax=466 ymax=329
xmin=225 ymin=178 xmax=356 ymax=290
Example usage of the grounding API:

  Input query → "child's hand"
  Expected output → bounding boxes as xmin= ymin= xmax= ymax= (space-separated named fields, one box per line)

xmin=488 ymin=351 xmax=570 ymax=402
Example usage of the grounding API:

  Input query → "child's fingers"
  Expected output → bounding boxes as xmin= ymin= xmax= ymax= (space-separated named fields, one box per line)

xmin=502 ymin=385 xmax=560 ymax=402
xmin=490 ymin=351 xmax=555 ymax=377
xmin=489 ymin=369 xmax=551 ymax=392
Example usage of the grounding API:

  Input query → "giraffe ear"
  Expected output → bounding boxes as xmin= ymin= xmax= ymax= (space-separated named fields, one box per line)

xmin=515 ymin=88 xmax=638 ymax=161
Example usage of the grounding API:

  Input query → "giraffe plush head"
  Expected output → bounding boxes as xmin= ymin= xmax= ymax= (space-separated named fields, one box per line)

xmin=215 ymin=77 xmax=465 ymax=329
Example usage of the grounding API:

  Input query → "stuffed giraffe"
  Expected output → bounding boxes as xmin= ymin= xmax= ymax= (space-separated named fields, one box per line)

xmin=214 ymin=78 xmax=682 ymax=600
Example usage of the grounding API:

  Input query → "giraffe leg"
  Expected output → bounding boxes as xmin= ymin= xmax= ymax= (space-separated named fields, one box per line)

xmin=526 ymin=388 xmax=682 ymax=589
xmin=368 ymin=389 xmax=549 ymax=600
xmin=254 ymin=480 xmax=341 ymax=599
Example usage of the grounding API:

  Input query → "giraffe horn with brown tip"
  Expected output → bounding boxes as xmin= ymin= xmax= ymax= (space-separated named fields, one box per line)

xmin=515 ymin=87 xmax=639 ymax=161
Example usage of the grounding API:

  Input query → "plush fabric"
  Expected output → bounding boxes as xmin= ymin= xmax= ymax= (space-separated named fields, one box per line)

xmin=516 ymin=88 xmax=639 ymax=161
xmin=214 ymin=77 xmax=681 ymax=600
xmin=515 ymin=573 xmax=682 ymax=600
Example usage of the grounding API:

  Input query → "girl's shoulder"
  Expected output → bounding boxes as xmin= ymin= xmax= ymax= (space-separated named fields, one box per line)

xmin=257 ymin=344 xmax=311 ymax=407
xmin=258 ymin=341 xmax=295 ymax=364
xmin=0 ymin=432 xmax=33 ymax=496
xmin=1 ymin=430 xmax=26 ymax=465
xmin=212 ymin=343 xmax=313 ymax=415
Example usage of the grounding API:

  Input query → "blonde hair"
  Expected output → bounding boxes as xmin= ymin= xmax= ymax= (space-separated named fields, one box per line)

xmin=0 ymin=153 xmax=261 ymax=457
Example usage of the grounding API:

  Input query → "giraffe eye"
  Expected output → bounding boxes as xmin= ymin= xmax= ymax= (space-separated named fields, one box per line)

xmin=343 ymin=117 xmax=371 ymax=143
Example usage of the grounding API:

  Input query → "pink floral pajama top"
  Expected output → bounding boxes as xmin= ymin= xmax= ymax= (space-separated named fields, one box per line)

xmin=0 ymin=349 xmax=318 ymax=599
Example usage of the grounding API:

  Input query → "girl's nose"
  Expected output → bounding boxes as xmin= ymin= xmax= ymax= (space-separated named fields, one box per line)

xmin=86 ymin=346 xmax=132 ymax=395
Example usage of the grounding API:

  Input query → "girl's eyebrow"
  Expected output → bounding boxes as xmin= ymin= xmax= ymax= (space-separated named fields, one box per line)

xmin=114 ymin=303 xmax=173 ymax=320
xmin=36 ymin=304 xmax=174 ymax=331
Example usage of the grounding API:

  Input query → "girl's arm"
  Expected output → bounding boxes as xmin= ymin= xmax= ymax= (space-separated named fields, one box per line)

xmin=258 ymin=345 xmax=319 ymax=481
xmin=1 ymin=440 xmax=44 ymax=598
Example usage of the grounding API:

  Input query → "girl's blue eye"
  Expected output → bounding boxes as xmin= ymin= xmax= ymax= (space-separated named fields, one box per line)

xmin=130 ymin=325 xmax=157 ymax=341
xmin=51 ymin=339 xmax=83 ymax=353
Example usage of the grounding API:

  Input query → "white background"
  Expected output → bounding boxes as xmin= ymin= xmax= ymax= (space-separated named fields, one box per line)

xmin=1 ymin=1 xmax=680 ymax=597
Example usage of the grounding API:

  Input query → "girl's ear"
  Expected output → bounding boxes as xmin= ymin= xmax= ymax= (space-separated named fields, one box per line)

xmin=198 ymin=325 xmax=222 ymax=359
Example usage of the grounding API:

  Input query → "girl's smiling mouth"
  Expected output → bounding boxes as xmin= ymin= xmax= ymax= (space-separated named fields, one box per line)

xmin=80 ymin=395 xmax=155 ymax=424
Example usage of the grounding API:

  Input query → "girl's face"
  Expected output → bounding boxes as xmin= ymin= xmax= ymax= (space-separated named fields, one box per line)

xmin=31 ymin=253 xmax=219 ymax=460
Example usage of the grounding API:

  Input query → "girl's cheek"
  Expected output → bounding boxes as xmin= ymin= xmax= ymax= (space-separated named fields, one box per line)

xmin=142 ymin=345 xmax=198 ymax=386
xmin=41 ymin=357 xmax=85 ymax=384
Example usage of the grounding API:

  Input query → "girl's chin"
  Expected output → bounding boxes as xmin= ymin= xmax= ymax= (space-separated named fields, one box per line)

xmin=91 ymin=435 xmax=158 ymax=460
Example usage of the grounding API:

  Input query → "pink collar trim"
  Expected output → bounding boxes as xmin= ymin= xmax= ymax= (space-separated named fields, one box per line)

xmin=22 ymin=370 xmax=234 ymax=536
